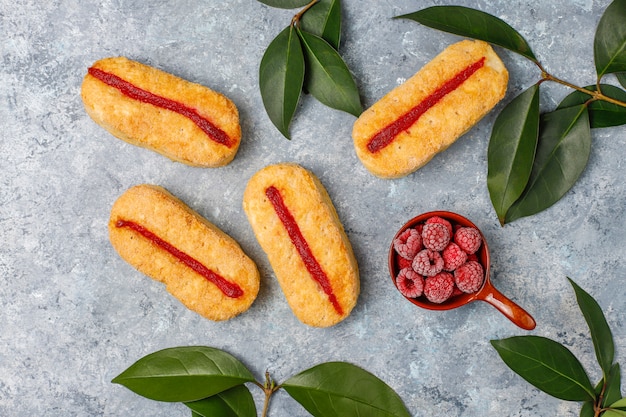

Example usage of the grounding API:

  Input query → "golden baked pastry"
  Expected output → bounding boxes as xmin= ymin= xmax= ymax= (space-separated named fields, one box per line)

xmin=81 ymin=57 xmax=241 ymax=167
xmin=353 ymin=40 xmax=508 ymax=178
xmin=109 ymin=184 xmax=259 ymax=321
xmin=243 ymin=163 xmax=359 ymax=327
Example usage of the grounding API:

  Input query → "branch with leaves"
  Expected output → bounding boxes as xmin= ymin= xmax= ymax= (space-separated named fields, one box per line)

xmin=258 ymin=0 xmax=362 ymax=139
xmin=112 ymin=349 xmax=411 ymax=417
xmin=397 ymin=1 xmax=626 ymax=225
xmin=492 ymin=278 xmax=626 ymax=417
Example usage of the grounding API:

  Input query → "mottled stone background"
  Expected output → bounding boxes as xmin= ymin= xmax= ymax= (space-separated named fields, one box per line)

xmin=1 ymin=0 xmax=625 ymax=415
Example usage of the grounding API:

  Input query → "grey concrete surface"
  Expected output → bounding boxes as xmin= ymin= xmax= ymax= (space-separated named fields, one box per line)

xmin=1 ymin=0 xmax=625 ymax=415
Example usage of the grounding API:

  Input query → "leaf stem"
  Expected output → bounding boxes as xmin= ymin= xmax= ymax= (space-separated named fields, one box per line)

xmin=291 ymin=0 xmax=319 ymax=28
xmin=254 ymin=370 xmax=281 ymax=417
xmin=535 ymin=61 xmax=626 ymax=108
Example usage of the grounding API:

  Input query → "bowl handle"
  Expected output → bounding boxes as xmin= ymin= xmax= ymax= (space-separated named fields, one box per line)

xmin=479 ymin=285 xmax=536 ymax=330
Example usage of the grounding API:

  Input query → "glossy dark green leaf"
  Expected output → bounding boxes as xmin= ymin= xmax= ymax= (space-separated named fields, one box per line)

xmin=297 ymin=29 xmax=362 ymax=117
xmin=618 ymin=73 xmax=626 ymax=89
xmin=594 ymin=0 xmax=626 ymax=78
xmin=580 ymin=400 xmax=595 ymax=417
xmin=112 ymin=346 xmax=255 ymax=403
xmin=603 ymin=364 xmax=622 ymax=408
xmin=568 ymin=278 xmax=614 ymax=378
xmin=186 ymin=385 xmax=256 ymax=417
xmin=257 ymin=0 xmax=311 ymax=9
xmin=487 ymin=84 xmax=540 ymax=225
xmin=491 ymin=336 xmax=595 ymax=401
xmin=557 ymin=84 xmax=626 ymax=128
xmin=504 ymin=105 xmax=591 ymax=223
xmin=260 ymin=25 xmax=305 ymax=139
xmin=301 ymin=0 xmax=342 ymax=50
xmin=283 ymin=362 xmax=411 ymax=417
xmin=396 ymin=6 xmax=536 ymax=61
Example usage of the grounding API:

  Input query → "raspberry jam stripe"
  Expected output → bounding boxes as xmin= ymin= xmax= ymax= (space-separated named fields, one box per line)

xmin=367 ymin=57 xmax=486 ymax=153
xmin=88 ymin=67 xmax=234 ymax=148
xmin=115 ymin=219 xmax=243 ymax=298
xmin=265 ymin=186 xmax=344 ymax=315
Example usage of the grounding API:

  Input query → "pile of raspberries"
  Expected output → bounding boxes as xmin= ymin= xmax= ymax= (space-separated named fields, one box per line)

xmin=393 ymin=215 xmax=485 ymax=303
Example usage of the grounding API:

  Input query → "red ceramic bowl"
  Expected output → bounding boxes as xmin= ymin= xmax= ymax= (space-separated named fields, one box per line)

xmin=389 ymin=211 xmax=535 ymax=330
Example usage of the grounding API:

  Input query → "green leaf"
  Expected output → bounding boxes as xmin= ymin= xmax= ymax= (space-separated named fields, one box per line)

xmin=301 ymin=0 xmax=342 ymax=50
xmin=297 ymin=29 xmax=362 ymax=117
xmin=504 ymin=105 xmax=591 ymax=223
xmin=603 ymin=364 xmax=623 ymax=408
xmin=112 ymin=346 xmax=255 ymax=403
xmin=568 ymin=278 xmax=614 ymax=378
xmin=594 ymin=0 xmax=626 ymax=78
xmin=395 ymin=6 xmax=536 ymax=61
xmin=487 ymin=84 xmax=540 ymax=225
xmin=491 ymin=336 xmax=595 ymax=401
xmin=260 ymin=25 xmax=305 ymax=139
xmin=580 ymin=401 xmax=596 ymax=417
xmin=257 ymin=0 xmax=311 ymax=8
xmin=557 ymin=84 xmax=626 ymax=128
xmin=610 ymin=398 xmax=626 ymax=408
xmin=186 ymin=385 xmax=256 ymax=417
xmin=580 ymin=401 xmax=595 ymax=417
xmin=618 ymin=73 xmax=626 ymax=89
xmin=282 ymin=362 xmax=411 ymax=417
xmin=603 ymin=410 xmax=626 ymax=417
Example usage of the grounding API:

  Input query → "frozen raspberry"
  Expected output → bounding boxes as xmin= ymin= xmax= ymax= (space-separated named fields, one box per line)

xmin=425 ymin=216 xmax=453 ymax=237
xmin=424 ymin=272 xmax=455 ymax=303
xmin=454 ymin=261 xmax=484 ymax=293
xmin=412 ymin=249 xmax=444 ymax=277
xmin=395 ymin=268 xmax=424 ymax=298
xmin=397 ymin=256 xmax=413 ymax=270
xmin=451 ymin=285 xmax=464 ymax=297
xmin=454 ymin=227 xmax=482 ymax=254
xmin=467 ymin=253 xmax=479 ymax=263
xmin=442 ymin=242 xmax=468 ymax=271
xmin=421 ymin=223 xmax=450 ymax=251
xmin=393 ymin=228 xmax=422 ymax=260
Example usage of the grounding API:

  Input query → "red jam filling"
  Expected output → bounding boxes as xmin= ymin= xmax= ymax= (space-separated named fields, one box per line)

xmin=116 ymin=219 xmax=243 ymax=298
xmin=265 ymin=186 xmax=344 ymax=316
xmin=366 ymin=57 xmax=486 ymax=153
xmin=88 ymin=67 xmax=234 ymax=148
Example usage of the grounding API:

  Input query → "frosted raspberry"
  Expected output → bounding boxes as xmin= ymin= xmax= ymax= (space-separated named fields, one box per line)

xmin=397 ymin=256 xmax=413 ymax=270
xmin=393 ymin=228 xmax=422 ymax=260
xmin=424 ymin=272 xmax=454 ymax=303
xmin=395 ymin=268 xmax=424 ymax=298
xmin=421 ymin=223 xmax=450 ymax=251
xmin=454 ymin=261 xmax=484 ymax=293
xmin=451 ymin=285 xmax=464 ymax=297
xmin=425 ymin=216 xmax=453 ymax=237
xmin=454 ymin=227 xmax=482 ymax=254
xmin=412 ymin=249 xmax=444 ymax=277
xmin=442 ymin=242 xmax=468 ymax=271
